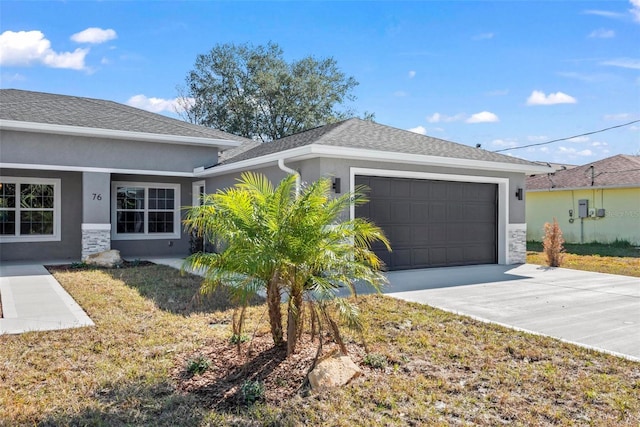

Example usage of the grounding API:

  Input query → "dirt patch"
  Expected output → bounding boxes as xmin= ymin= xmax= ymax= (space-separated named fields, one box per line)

xmin=172 ymin=333 xmax=367 ymax=411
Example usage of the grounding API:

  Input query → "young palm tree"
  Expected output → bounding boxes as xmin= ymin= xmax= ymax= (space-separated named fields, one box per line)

xmin=183 ymin=172 xmax=390 ymax=355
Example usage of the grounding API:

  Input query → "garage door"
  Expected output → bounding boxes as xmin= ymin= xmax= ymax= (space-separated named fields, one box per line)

xmin=355 ymin=176 xmax=498 ymax=270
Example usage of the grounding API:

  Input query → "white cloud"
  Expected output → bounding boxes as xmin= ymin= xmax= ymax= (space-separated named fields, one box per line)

xmin=604 ymin=113 xmax=633 ymax=121
xmin=393 ymin=90 xmax=408 ymax=97
xmin=466 ymin=111 xmax=499 ymax=123
xmin=591 ymin=141 xmax=608 ymax=147
xmin=567 ymin=136 xmax=589 ymax=143
xmin=472 ymin=32 xmax=494 ymax=40
xmin=526 ymin=90 xmax=577 ymax=105
xmin=557 ymin=71 xmax=608 ymax=83
xmin=426 ymin=112 xmax=465 ymax=123
xmin=558 ymin=146 xmax=593 ymax=156
xmin=582 ymin=10 xmax=626 ymax=19
xmin=601 ymin=58 xmax=640 ymax=69
xmin=588 ymin=28 xmax=615 ymax=38
xmin=127 ymin=94 xmax=191 ymax=114
xmin=408 ymin=125 xmax=426 ymax=135
xmin=71 ymin=28 xmax=117 ymax=44
xmin=631 ymin=0 xmax=640 ymax=22
xmin=0 ymin=30 xmax=88 ymax=70
xmin=491 ymin=138 xmax=517 ymax=148
xmin=1 ymin=72 xmax=26 ymax=82
xmin=408 ymin=70 xmax=416 ymax=78
xmin=527 ymin=135 xmax=549 ymax=142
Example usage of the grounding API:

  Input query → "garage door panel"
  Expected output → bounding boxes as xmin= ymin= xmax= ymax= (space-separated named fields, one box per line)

xmin=392 ymin=225 xmax=413 ymax=245
xmin=428 ymin=224 xmax=446 ymax=243
xmin=411 ymin=202 xmax=429 ymax=221
xmin=370 ymin=200 xmax=391 ymax=223
xmin=412 ymin=225 xmax=429 ymax=245
xmin=391 ymin=202 xmax=412 ymax=222
xmin=429 ymin=202 xmax=447 ymax=220
xmin=392 ymin=249 xmax=413 ymax=269
xmin=355 ymin=175 xmax=497 ymax=270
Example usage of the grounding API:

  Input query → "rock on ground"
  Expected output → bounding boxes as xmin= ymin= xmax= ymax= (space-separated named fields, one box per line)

xmin=84 ymin=249 xmax=123 ymax=268
xmin=308 ymin=355 xmax=362 ymax=391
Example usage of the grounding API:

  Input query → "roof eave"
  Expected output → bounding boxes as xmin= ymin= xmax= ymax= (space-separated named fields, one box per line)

xmin=196 ymin=144 xmax=553 ymax=177
xmin=0 ymin=119 xmax=241 ymax=149
xmin=527 ymin=184 xmax=640 ymax=192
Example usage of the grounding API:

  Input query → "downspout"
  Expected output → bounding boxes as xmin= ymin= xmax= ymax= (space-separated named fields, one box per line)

xmin=278 ymin=158 xmax=301 ymax=196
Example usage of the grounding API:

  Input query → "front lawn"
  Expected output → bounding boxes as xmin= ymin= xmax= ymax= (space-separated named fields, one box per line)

xmin=0 ymin=265 xmax=638 ymax=426
xmin=526 ymin=241 xmax=640 ymax=277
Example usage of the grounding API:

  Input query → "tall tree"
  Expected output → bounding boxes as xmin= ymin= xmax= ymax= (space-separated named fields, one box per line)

xmin=179 ymin=42 xmax=360 ymax=141
xmin=183 ymin=172 xmax=390 ymax=356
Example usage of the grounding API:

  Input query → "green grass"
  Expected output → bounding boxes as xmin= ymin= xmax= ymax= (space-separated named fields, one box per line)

xmin=527 ymin=240 xmax=640 ymax=277
xmin=527 ymin=240 xmax=640 ymax=258
xmin=1 ymin=264 xmax=639 ymax=426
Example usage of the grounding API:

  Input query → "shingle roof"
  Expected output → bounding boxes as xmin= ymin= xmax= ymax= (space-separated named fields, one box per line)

xmin=527 ymin=154 xmax=640 ymax=190
xmin=0 ymin=89 xmax=250 ymax=143
xmin=220 ymin=118 xmax=540 ymax=167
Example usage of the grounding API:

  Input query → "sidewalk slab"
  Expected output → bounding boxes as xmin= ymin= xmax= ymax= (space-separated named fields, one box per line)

xmin=0 ymin=264 xmax=94 ymax=335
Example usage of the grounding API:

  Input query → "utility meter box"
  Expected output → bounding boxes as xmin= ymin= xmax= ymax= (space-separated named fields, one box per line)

xmin=578 ymin=199 xmax=589 ymax=218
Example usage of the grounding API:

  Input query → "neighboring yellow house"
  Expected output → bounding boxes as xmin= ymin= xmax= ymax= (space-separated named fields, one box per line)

xmin=526 ymin=154 xmax=640 ymax=245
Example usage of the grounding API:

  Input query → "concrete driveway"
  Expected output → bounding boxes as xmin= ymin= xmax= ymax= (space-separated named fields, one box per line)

xmin=377 ymin=264 xmax=639 ymax=361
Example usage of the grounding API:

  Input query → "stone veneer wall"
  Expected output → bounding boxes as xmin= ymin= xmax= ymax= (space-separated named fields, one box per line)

xmin=82 ymin=224 xmax=111 ymax=260
xmin=508 ymin=224 xmax=527 ymax=264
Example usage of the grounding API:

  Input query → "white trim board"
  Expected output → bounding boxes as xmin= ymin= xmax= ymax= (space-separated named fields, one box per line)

xmin=196 ymin=144 xmax=553 ymax=177
xmin=349 ymin=167 xmax=510 ymax=265
xmin=0 ymin=162 xmax=194 ymax=178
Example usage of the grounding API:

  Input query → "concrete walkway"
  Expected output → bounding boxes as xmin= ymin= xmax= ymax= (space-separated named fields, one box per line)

xmin=0 ymin=263 xmax=94 ymax=335
xmin=382 ymin=264 xmax=640 ymax=362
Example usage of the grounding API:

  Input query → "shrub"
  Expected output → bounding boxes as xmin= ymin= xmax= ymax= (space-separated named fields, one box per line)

xmin=240 ymin=380 xmax=265 ymax=405
xmin=230 ymin=333 xmax=250 ymax=344
xmin=185 ymin=355 xmax=211 ymax=376
xmin=363 ymin=353 xmax=388 ymax=369
xmin=543 ymin=218 xmax=565 ymax=267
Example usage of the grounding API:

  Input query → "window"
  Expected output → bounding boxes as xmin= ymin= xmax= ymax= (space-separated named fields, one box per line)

xmin=0 ymin=177 xmax=61 ymax=242
xmin=112 ymin=182 xmax=181 ymax=240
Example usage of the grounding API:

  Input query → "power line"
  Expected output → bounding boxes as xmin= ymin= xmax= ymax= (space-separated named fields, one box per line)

xmin=493 ymin=119 xmax=640 ymax=153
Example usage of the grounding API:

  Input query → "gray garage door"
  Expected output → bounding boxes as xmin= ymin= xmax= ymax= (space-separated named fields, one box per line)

xmin=355 ymin=176 xmax=498 ymax=270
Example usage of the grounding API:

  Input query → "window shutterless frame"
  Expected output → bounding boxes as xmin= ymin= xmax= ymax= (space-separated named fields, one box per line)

xmin=111 ymin=181 xmax=181 ymax=240
xmin=0 ymin=177 xmax=62 ymax=243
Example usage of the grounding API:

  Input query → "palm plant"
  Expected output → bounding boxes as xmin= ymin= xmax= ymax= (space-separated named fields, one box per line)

xmin=183 ymin=172 xmax=390 ymax=356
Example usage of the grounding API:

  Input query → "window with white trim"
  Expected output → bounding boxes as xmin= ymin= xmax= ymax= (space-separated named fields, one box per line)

xmin=0 ymin=177 xmax=61 ymax=242
xmin=112 ymin=182 xmax=181 ymax=240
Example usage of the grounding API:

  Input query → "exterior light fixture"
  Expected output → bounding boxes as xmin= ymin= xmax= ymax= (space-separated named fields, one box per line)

xmin=515 ymin=188 xmax=523 ymax=200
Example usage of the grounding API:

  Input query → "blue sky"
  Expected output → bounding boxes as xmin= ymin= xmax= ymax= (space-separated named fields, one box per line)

xmin=1 ymin=1 xmax=639 ymax=165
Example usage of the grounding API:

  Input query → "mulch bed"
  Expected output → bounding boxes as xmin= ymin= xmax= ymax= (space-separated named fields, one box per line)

xmin=172 ymin=333 xmax=367 ymax=410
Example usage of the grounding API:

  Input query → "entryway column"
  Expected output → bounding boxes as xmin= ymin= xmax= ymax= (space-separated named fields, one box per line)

xmin=81 ymin=172 xmax=111 ymax=260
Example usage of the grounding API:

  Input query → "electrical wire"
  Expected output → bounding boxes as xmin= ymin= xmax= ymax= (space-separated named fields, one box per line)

xmin=493 ymin=119 xmax=640 ymax=153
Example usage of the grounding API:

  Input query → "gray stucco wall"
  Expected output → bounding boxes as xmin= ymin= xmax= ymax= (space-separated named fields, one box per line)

xmin=0 ymin=169 xmax=82 ymax=262
xmin=110 ymin=174 xmax=194 ymax=259
xmin=83 ymin=172 xmax=110 ymax=223
xmin=205 ymin=158 xmax=527 ymax=224
xmin=1 ymin=130 xmax=218 ymax=173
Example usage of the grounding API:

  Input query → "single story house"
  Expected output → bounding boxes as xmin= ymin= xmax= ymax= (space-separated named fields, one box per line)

xmin=526 ymin=154 xmax=640 ymax=245
xmin=1 ymin=89 xmax=551 ymax=270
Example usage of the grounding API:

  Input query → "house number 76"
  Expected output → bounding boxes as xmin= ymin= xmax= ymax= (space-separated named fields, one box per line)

xmin=92 ymin=193 xmax=103 ymax=201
